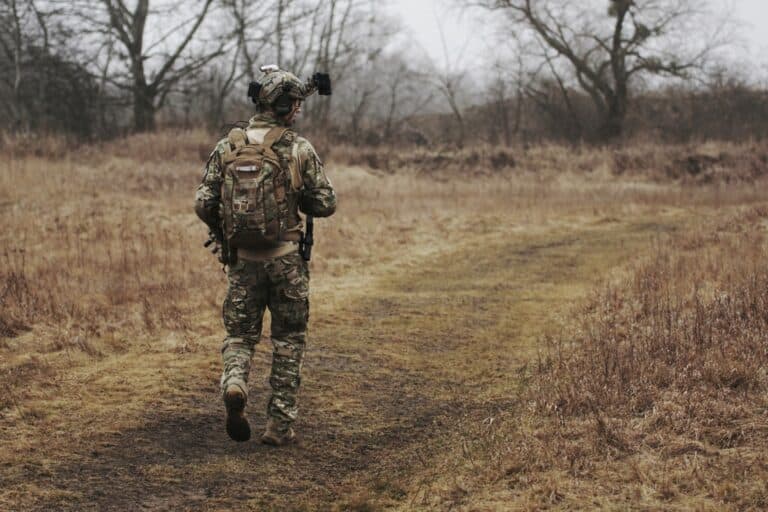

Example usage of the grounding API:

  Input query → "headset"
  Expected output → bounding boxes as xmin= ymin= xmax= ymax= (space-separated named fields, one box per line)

xmin=273 ymin=86 xmax=296 ymax=116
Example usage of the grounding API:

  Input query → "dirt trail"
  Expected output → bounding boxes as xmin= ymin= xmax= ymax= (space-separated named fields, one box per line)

xmin=9 ymin=213 xmax=685 ymax=511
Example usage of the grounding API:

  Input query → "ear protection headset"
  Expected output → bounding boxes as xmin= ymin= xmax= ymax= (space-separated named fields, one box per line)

xmin=272 ymin=85 xmax=297 ymax=116
xmin=247 ymin=81 xmax=295 ymax=115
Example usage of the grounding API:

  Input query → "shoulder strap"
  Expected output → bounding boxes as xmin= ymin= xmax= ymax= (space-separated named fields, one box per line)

xmin=263 ymin=127 xmax=289 ymax=149
xmin=289 ymin=141 xmax=302 ymax=191
xmin=223 ymin=128 xmax=248 ymax=164
xmin=227 ymin=127 xmax=248 ymax=148
xmin=262 ymin=128 xmax=302 ymax=191
xmin=255 ymin=126 xmax=288 ymax=163
xmin=243 ymin=127 xmax=266 ymax=144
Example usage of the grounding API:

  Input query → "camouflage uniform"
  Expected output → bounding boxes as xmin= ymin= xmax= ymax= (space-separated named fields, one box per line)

xmin=195 ymin=112 xmax=336 ymax=429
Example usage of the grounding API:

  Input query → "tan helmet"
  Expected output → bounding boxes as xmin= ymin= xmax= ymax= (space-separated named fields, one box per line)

xmin=248 ymin=65 xmax=305 ymax=114
xmin=248 ymin=65 xmax=332 ymax=114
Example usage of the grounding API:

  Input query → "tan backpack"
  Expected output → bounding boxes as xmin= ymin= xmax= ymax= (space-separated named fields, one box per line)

xmin=220 ymin=126 xmax=303 ymax=249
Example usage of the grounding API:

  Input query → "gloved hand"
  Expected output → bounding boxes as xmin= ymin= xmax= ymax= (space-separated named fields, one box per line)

xmin=204 ymin=232 xmax=221 ymax=256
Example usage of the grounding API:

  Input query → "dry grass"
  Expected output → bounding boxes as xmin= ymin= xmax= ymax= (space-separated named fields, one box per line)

xmin=2 ymin=130 xmax=768 ymax=510
xmin=521 ymin=206 xmax=768 ymax=509
xmin=538 ymin=206 xmax=768 ymax=418
xmin=326 ymin=139 xmax=768 ymax=185
xmin=408 ymin=206 xmax=768 ymax=511
xmin=9 ymin=130 xmax=750 ymax=344
xmin=0 ymin=155 xmax=213 ymax=343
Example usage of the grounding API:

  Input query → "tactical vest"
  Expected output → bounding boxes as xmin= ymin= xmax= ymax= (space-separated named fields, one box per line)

xmin=220 ymin=126 xmax=303 ymax=249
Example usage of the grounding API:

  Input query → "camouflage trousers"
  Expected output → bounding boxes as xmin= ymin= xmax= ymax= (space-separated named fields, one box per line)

xmin=220 ymin=251 xmax=309 ymax=426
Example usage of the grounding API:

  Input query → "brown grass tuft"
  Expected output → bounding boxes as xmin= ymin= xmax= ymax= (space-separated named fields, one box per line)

xmin=328 ymin=140 xmax=768 ymax=184
xmin=536 ymin=206 xmax=768 ymax=419
xmin=514 ymin=205 xmax=768 ymax=508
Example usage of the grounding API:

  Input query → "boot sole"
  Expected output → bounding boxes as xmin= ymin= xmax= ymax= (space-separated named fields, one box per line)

xmin=224 ymin=391 xmax=250 ymax=442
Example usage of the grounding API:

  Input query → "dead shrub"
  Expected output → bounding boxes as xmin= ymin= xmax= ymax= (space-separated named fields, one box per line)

xmin=0 ymin=131 xmax=73 ymax=159
xmin=489 ymin=150 xmax=516 ymax=170
xmin=534 ymin=207 xmax=768 ymax=451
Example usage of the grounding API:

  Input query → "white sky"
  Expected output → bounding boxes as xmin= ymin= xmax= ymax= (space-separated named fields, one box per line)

xmin=387 ymin=0 xmax=768 ymax=77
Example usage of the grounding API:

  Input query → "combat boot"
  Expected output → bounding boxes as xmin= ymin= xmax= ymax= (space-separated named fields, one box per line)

xmin=260 ymin=418 xmax=296 ymax=446
xmin=224 ymin=385 xmax=250 ymax=442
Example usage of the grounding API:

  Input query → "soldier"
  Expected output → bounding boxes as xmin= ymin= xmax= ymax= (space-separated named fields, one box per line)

xmin=195 ymin=66 xmax=336 ymax=445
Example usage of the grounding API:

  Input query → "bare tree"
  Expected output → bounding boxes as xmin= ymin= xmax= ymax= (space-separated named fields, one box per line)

xmin=274 ymin=0 xmax=287 ymax=67
xmin=282 ymin=1 xmax=322 ymax=77
xmin=199 ymin=43 xmax=242 ymax=130
xmin=0 ymin=0 xmax=101 ymax=134
xmin=224 ymin=0 xmax=298 ymax=79
xmin=484 ymin=54 xmax=531 ymax=145
xmin=522 ymin=46 xmax=585 ymax=140
xmin=308 ymin=0 xmax=372 ymax=127
xmin=0 ymin=0 xmax=40 ymax=129
xmin=431 ymin=13 xmax=469 ymax=147
xmin=433 ymin=69 xmax=467 ymax=146
xmin=381 ymin=63 xmax=408 ymax=140
xmin=207 ymin=0 xmax=275 ymax=129
xmin=471 ymin=0 xmax=728 ymax=139
xmin=335 ymin=2 xmax=403 ymax=138
xmin=89 ymin=0 xmax=220 ymax=131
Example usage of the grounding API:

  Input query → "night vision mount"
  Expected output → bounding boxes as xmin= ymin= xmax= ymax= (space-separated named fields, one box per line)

xmin=247 ymin=67 xmax=332 ymax=105
xmin=305 ymin=72 xmax=332 ymax=97
xmin=247 ymin=81 xmax=261 ymax=104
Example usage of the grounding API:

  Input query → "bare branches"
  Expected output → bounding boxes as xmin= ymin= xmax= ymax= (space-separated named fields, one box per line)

xmin=150 ymin=0 xmax=214 ymax=91
xmin=430 ymin=5 xmax=469 ymax=146
xmin=0 ymin=0 xmax=52 ymax=128
xmin=83 ymin=0 xmax=221 ymax=131
xmin=469 ymin=0 xmax=729 ymax=138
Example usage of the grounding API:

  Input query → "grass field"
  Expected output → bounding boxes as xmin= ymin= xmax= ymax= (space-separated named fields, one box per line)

xmin=1 ymin=132 xmax=767 ymax=511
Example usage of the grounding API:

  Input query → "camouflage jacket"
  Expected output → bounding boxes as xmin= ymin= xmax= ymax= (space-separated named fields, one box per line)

xmin=195 ymin=113 xmax=336 ymax=232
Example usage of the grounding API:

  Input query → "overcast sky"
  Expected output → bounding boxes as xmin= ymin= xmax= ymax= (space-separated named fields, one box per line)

xmin=387 ymin=0 xmax=768 ymax=76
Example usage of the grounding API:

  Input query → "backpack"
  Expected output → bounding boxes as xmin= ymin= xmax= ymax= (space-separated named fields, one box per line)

xmin=220 ymin=126 xmax=303 ymax=249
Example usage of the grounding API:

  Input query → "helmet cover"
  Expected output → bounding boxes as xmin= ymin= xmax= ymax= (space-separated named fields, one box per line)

xmin=252 ymin=67 xmax=305 ymax=110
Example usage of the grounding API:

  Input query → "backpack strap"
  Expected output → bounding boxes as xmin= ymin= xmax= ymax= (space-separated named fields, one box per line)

xmin=244 ymin=127 xmax=269 ymax=144
xmin=263 ymin=127 xmax=302 ymax=190
xmin=247 ymin=126 xmax=286 ymax=164
xmin=263 ymin=126 xmax=289 ymax=148
xmin=260 ymin=127 xmax=292 ymax=230
xmin=223 ymin=128 xmax=248 ymax=164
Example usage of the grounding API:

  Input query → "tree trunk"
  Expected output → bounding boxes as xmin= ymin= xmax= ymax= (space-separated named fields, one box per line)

xmin=276 ymin=0 xmax=284 ymax=67
xmin=497 ymin=98 xmax=510 ymax=146
xmin=10 ymin=0 xmax=24 ymax=131
xmin=601 ymin=90 xmax=627 ymax=140
xmin=512 ymin=89 xmax=523 ymax=139
xmin=486 ymin=106 xmax=499 ymax=144
xmin=133 ymin=85 xmax=156 ymax=132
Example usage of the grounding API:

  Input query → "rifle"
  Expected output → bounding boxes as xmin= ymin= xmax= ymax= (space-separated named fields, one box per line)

xmin=204 ymin=226 xmax=236 ymax=267
xmin=299 ymin=216 xmax=314 ymax=262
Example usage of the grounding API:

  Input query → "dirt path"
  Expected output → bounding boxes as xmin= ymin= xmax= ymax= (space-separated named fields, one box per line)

xmin=6 ymin=213 xmax=687 ymax=511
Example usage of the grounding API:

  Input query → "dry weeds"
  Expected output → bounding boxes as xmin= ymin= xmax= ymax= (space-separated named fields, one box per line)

xmin=415 ymin=207 xmax=768 ymax=511
xmin=328 ymin=139 xmax=768 ymax=185
xmin=2 ymin=131 xmax=768 ymax=510
xmin=522 ymin=206 xmax=768 ymax=509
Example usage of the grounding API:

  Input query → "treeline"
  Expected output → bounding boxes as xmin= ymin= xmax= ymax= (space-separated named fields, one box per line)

xmin=458 ymin=79 xmax=768 ymax=146
xmin=1 ymin=0 xmax=766 ymax=146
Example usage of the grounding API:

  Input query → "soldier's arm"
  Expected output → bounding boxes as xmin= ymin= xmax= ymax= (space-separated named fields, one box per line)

xmin=296 ymin=137 xmax=336 ymax=217
xmin=194 ymin=138 xmax=229 ymax=229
